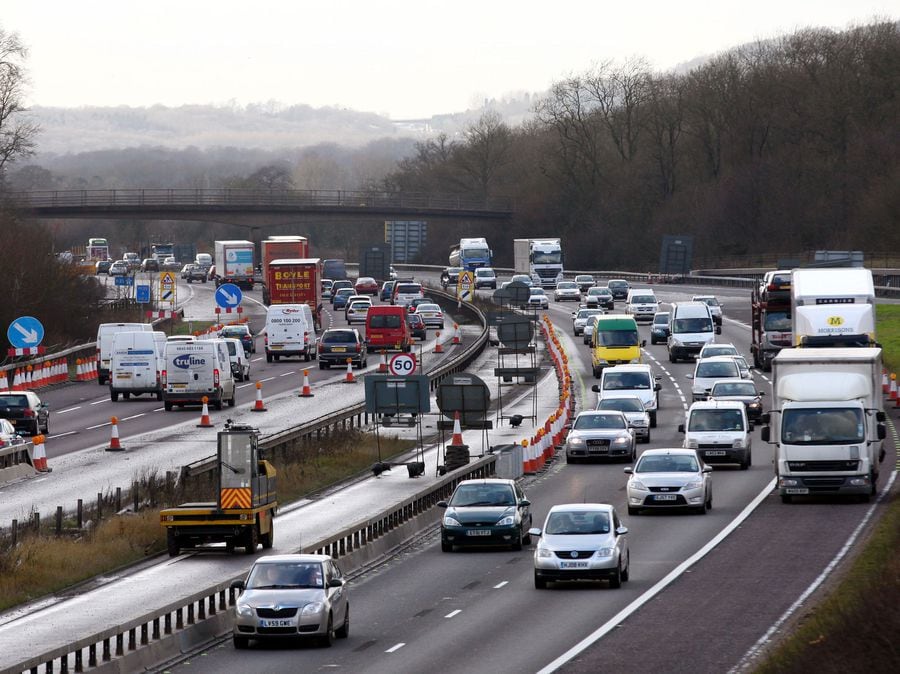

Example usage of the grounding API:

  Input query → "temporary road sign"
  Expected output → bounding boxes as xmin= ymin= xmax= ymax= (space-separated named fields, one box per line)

xmin=457 ymin=271 xmax=474 ymax=302
xmin=136 ymin=284 xmax=151 ymax=303
xmin=114 ymin=275 xmax=134 ymax=286
xmin=158 ymin=271 xmax=177 ymax=305
xmin=7 ymin=316 xmax=45 ymax=349
xmin=215 ymin=283 xmax=243 ymax=308
xmin=388 ymin=353 xmax=417 ymax=376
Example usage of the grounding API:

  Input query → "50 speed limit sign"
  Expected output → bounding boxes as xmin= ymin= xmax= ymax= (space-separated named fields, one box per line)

xmin=388 ymin=353 xmax=417 ymax=376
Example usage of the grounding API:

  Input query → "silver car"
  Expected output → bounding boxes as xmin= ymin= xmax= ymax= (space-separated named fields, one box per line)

xmin=596 ymin=395 xmax=651 ymax=443
xmin=530 ymin=503 xmax=630 ymax=589
xmin=573 ymin=308 xmax=604 ymax=336
xmin=231 ymin=554 xmax=350 ymax=649
xmin=624 ymin=448 xmax=712 ymax=515
xmin=554 ymin=281 xmax=581 ymax=302
xmin=692 ymin=295 xmax=723 ymax=325
xmin=565 ymin=411 xmax=636 ymax=463
xmin=528 ymin=287 xmax=549 ymax=309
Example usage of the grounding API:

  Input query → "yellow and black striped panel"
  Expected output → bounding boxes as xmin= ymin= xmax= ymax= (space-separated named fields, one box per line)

xmin=220 ymin=487 xmax=252 ymax=509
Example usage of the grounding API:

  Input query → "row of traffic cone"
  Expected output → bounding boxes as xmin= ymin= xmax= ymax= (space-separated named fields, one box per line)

xmin=75 ymin=358 xmax=98 ymax=382
xmin=1 ymin=358 xmax=74 ymax=391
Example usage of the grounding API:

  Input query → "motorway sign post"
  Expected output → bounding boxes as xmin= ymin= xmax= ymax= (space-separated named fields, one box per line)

xmin=457 ymin=271 xmax=474 ymax=303
xmin=388 ymin=353 xmax=417 ymax=376
xmin=135 ymin=283 xmax=151 ymax=304
xmin=158 ymin=271 xmax=177 ymax=309
xmin=114 ymin=276 xmax=135 ymax=286
xmin=214 ymin=283 xmax=243 ymax=315
xmin=7 ymin=316 xmax=45 ymax=356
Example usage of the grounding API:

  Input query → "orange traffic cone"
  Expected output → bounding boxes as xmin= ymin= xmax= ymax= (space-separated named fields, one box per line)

xmin=33 ymin=434 xmax=51 ymax=471
xmin=452 ymin=323 xmax=461 ymax=345
xmin=196 ymin=397 xmax=214 ymax=427
xmin=0 ymin=369 xmax=7 ymax=390
xmin=450 ymin=411 xmax=464 ymax=445
xmin=378 ymin=351 xmax=388 ymax=373
xmin=434 ymin=331 xmax=444 ymax=354
xmin=344 ymin=358 xmax=356 ymax=383
xmin=250 ymin=381 xmax=267 ymax=412
xmin=106 ymin=417 xmax=125 ymax=451
xmin=299 ymin=369 xmax=314 ymax=397
xmin=890 ymin=374 xmax=897 ymax=402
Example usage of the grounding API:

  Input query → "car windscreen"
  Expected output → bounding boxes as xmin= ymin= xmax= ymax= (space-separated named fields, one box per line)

xmin=396 ymin=284 xmax=421 ymax=294
xmin=712 ymin=382 xmax=756 ymax=396
xmin=674 ymin=317 xmax=713 ymax=333
xmin=636 ymin=455 xmax=699 ymax=473
xmin=577 ymin=309 xmax=602 ymax=319
xmin=764 ymin=311 xmax=792 ymax=331
xmin=0 ymin=395 xmax=28 ymax=407
xmin=632 ymin=296 xmax=655 ymax=303
xmin=247 ymin=562 xmax=324 ymax=590
xmin=449 ymin=484 xmax=516 ymax=507
xmin=702 ymin=346 xmax=737 ymax=357
xmin=653 ymin=314 xmax=669 ymax=325
xmin=598 ymin=398 xmax=644 ymax=412
xmin=557 ymin=282 xmax=577 ymax=289
xmin=545 ymin=511 xmax=610 ymax=535
xmin=323 ymin=331 xmax=356 ymax=343
xmin=696 ymin=362 xmax=739 ymax=378
xmin=689 ymin=409 xmax=745 ymax=431
xmin=369 ymin=314 xmax=401 ymax=329
xmin=573 ymin=414 xmax=626 ymax=430
xmin=596 ymin=329 xmax=639 ymax=347
xmin=782 ymin=408 xmax=865 ymax=445
xmin=603 ymin=372 xmax=650 ymax=390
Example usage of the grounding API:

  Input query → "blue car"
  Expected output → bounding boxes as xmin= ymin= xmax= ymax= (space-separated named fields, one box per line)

xmin=333 ymin=289 xmax=354 ymax=310
xmin=380 ymin=281 xmax=395 ymax=302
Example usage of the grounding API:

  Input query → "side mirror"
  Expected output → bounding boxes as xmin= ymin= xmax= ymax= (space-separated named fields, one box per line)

xmin=518 ymin=499 xmax=531 ymax=508
xmin=528 ymin=527 xmax=542 ymax=538
xmin=623 ymin=467 xmax=633 ymax=474
xmin=230 ymin=579 xmax=245 ymax=592
xmin=591 ymin=384 xmax=601 ymax=392
xmin=437 ymin=500 xmax=448 ymax=508
xmin=702 ymin=466 xmax=713 ymax=473
xmin=686 ymin=374 xmax=694 ymax=379
xmin=615 ymin=526 xmax=629 ymax=536
xmin=876 ymin=411 xmax=886 ymax=422
xmin=715 ymin=326 xmax=722 ymax=335
xmin=759 ymin=391 xmax=766 ymax=397
xmin=761 ymin=426 xmax=771 ymax=442
xmin=678 ymin=423 xmax=685 ymax=433
xmin=328 ymin=578 xmax=344 ymax=588
xmin=760 ymin=413 xmax=771 ymax=424
xmin=641 ymin=340 xmax=647 ymax=347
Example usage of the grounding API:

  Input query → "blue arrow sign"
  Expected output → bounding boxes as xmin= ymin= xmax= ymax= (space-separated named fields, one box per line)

xmin=136 ymin=284 xmax=151 ymax=304
xmin=215 ymin=283 xmax=243 ymax=308
xmin=7 ymin=316 xmax=45 ymax=349
xmin=115 ymin=276 xmax=135 ymax=286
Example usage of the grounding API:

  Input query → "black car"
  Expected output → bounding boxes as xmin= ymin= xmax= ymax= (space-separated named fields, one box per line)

xmin=181 ymin=264 xmax=207 ymax=283
xmin=407 ymin=312 xmax=427 ymax=340
xmin=438 ymin=478 xmax=532 ymax=552
xmin=141 ymin=258 xmax=160 ymax=272
xmin=607 ymin=279 xmax=630 ymax=300
xmin=650 ymin=311 xmax=671 ymax=344
xmin=95 ymin=260 xmax=112 ymax=274
xmin=219 ymin=324 xmax=255 ymax=354
xmin=318 ymin=328 xmax=368 ymax=369
xmin=0 ymin=391 xmax=50 ymax=435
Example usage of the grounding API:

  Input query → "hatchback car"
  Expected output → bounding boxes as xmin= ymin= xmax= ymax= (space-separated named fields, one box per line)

xmin=565 ymin=410 xmax=636 ymax=463
xmin=219 ymin=324 xmax=255 ymax=354
xmin=554 ymin=281 xmax=581 ymax=302
xmin=406 ymin=312 xmax=427 ymax=340
xmin=332 ymin=288 xmax=355 ymax=309
xmin=510 ymin=274 xmax=533 ymax=287
xmin=574 ymin=274 xmax=595 ymax=293
xmin=415 ymin=303 xmax=444 ymax=328
xmin=528 ymin=287 xmax=549 ymax=309
xmin=108 ymin=260 xmax=129 ymax=276
xmin=708 ymin=378 xmax=765 ymax=422
xmin=585 ymin=287 xmax=615 ymax=310
xmin=650 ymin=311 xmax=671 ymax=344
xmin=624 ymin=448 xmax=713 ymax=515
xmin=380 ymin=281 xmax=395 ymax=302
xmin=474 ymin=267 xmax=497 ymax=289
xmin=0 ymin=390 xmax=50 ymax=435
xmin=596 ymin=396 xmax=651 ymax=443
xmin=530 ymin=503 xmax=629 ymax=589
xmin=607 ymin=279 xmax=630 ymax=300
xmin=687 ymin=356 xmax=742 ymax=401
xmin=331 ymin=279 xmax=353 ymax=296
xmin=354 ymin=276 xmax=379 ymax=296
xmin=407 ymin=297 xmax=431 ymax=313
xmin=572 ymin=308 xmax=604 ymax=336
xmin=231 ymin=554 xmax=349 ymax=649
xmin=95 ymin=259 xmax=112 ymax=274
xmin=140 ymin=258 xmax=160 ymax=272
xmin=345 ymin=299 xmax=372 ymax=325
xmin=692 ymin=295 xmax=723 ymax=325
xmin=698 ymin=343 xmax=739 ymax=359
xmin=438 ymin=478 xmax=532 ymax=551
xmin=317 ymin=328 xmax=367 ymax=369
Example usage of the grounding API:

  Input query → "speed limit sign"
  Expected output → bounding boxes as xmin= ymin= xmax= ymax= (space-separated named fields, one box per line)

xmin=388 ymin=353 xmax=417 ymax=376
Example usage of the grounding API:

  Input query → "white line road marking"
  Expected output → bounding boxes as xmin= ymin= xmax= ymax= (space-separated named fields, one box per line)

xmin=236 ymin=384 xmax=253 ymax=389
xmin=89 ymin=400 xmax=108 ymax=406
xmin=538 ymin=477 xmax=778 ymax=674
xmin=279 ymin=371 xmax=295 ymax=377
xmin=251 ymin=357 xmax=264 ymax=362
xmin=46 ymin=431 xmax=77 ymax=439
xmin=120 ymin=414 xmax=145 ymax=421
xmin=444 ymin=609 xmax=462 ymax=618
xmin=385 ymin=643 xmax=406 ymax=653
xmin=493 ymin=581 xmax=508 ymax=589
xmin=57 ymin=406 xmax=82 ymax=414
xmin=260 ymin=377 xmax=276 ymax=382
xmin=153 ymin=407 xmax=164 ymax=412
xmin=86 ymin=421 xmax=112 ymax=430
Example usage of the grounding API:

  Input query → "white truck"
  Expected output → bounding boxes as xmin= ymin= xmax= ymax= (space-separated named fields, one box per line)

xmin=213 ymin=240 xmax=255 ymax=290
xmin=513 ymin=238 xmax=564 ymax=288
xmin=791 ymin=268 xmax=876 ymax=348
xmin=761 ymin=348 xmax=886 ymax=503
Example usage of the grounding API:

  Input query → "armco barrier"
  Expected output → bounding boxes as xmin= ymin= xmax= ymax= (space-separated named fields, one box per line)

xmin=10 ymin=455 xmax=496 ymax=674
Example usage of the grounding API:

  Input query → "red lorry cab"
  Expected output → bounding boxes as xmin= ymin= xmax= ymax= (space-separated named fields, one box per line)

xmin=365 ymin=306 xmax=412 ymax=352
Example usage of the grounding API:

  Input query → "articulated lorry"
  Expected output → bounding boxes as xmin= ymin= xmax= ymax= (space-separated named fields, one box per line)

xmin=761 ymin=347 xmax=886 ymax=503
xmin=750 ymin=270 xmax=792 ymax=371
xmin=513 ymin=238 xmax=564 ymax=288
xmin=449 ymin=237 xmax=492 ymax=271
xmin=792 ymin=268 xmax=876 ymax=348
xmin=214 ymin=240 xmax=256 ymax=290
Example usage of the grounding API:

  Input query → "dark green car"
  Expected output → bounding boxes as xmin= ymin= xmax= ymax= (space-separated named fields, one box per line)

xmin=438 ymin=479 xmax=532 ymax=552
xmin=650 ymin=311 xmax=671 ymax=344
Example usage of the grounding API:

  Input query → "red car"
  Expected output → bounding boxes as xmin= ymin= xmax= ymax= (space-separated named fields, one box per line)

xmin=354 ymin=276 xmax=379 ymax=296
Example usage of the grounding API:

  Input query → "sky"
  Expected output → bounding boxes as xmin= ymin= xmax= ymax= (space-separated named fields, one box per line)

xmin=3 ymin=1 xmax=896 ymax=119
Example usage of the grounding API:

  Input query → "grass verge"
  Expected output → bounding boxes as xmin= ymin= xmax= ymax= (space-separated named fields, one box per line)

xmin=0 ymin=430 xmax=414 ymax=611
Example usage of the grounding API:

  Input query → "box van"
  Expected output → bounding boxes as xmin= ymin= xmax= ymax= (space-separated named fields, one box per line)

xmin=590 ymin=315 xmax=644 ymax=378
xmin=162 ymin=339 xmax=235 ymax=410
xmin=625 ymin=289 xmax=659 ymax=323
xmin=592 ymin=364 xmax=661 ymax=427
xmin=195 ymin=252 xmax=213 ymax=269
xmin=667 ymin=302 xmax=720 ymax=363
xmin=221 ymin=337 xmax=251 ymax=381
xmin=265 ymin=304 xmax=316 ymax=362
xmin=323 ymin=259 xmax=347 ymax=280
xmin=365 ymin=305 xmax=412 ymax=352
xmin=109 ymin=331 xmax=166 ymax=401
xmin=679 ymin=400 xmax=751 ymax=469
xmin=96 ymin=322 xmax=153 ymax=385
xmin=392 ymin=281 xmax=424 ymax=307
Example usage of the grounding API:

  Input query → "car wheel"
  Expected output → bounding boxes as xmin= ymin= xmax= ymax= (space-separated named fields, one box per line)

xmin=621 ymin=554 xmax=630 ymax=582
xmin=669 ymin=351 xmax=677 ymax=363
xmin=609 ymin=563 xmax=623 ymax=589
xmin=156 ymin=390 xmax=163 ymax=402
xmin=511 ymin=530 xmax=523 ymax=551
xmin=534 ymin=572 xmax=548 ymax=589
xmin=274 ymin=355 xmax=280 ymax=362
xmin=214 ymin=398 xmax=223 ymax=411
xmin=706 ymin=492 xmax=713 ymax=510
xmin=123 ymin=392 xmax=131 ymax=400
xmin=42 ymin=418 xmax=50 ymax=435
xmin=565 ymin=454 xmax=576 ymax=464
xmin=649 ymin=412 xmax=657 ymax=428
xmin=523 ymin=528 xmax=532 ymax=545
xmin=110 ymin=390 xmax=119 ymax=402
xmin=164 ymin=401 xmax=173 ymax=411
xmin=335 ymin=605 xmax=350 ymax=639
xmin=643 ymin=430 xmax=651 ymax=444
xmin=320 ymin=614 xmax=334 ymax=648
xmin=627 ymin=506 xmax=640 ymax=516
xmin=319 ymin=361 xmax=325 ymax=370
xmin=232 ymin=635 xmax=249 ymax=649
xmin=441 ymin=540 xmax=452 ymax=553
xmin=740 ymin=451 xmax=751 ymax=470
xmin=266 ymin=353 xmax=272 ymax=363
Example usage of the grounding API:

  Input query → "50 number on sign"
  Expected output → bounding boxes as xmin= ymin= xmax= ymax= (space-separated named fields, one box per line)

xmin=389 ymin=353 xmax=417 ymax=376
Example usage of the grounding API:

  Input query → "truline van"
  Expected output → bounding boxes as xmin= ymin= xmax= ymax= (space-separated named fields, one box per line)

xmin=162 ymin=339 xmax=235 ymax=411
xmin=109 ymin=331 xmax=167 ymax=401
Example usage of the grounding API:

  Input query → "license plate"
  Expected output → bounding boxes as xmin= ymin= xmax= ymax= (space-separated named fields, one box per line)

xmin=270 ymin=345 xmax=283 ymax=350
xmin=704 ymin=450 xmax=727 ymax=456
xmin=654 ymin=494 xmax=678 ymax=501
xmin=331 ymin=347 xmax=346 ymax=352
xmin=172 ymin=384 xmax=186 ymax=390
xmin=466 ymin=529 xmax=491 ymax=536
xmin=116 ymin=373 xmax=132 ymax=378
xmin=560 ymin=561 xmax=589 ymax=569
xmin=785 ymin=488 xmax=809 ymax=495
xmin=589 ymin=448 xmax=609 ymax=454
xmin=259 ymin=619 xmax=293 ymax=628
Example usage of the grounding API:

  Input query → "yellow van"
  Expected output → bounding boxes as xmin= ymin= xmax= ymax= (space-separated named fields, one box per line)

xmin=591 ymin=315 xmax=644 ymax=377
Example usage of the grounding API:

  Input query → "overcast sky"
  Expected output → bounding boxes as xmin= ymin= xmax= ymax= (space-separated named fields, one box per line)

xmin=4 ymin=1 xmax=895 ymax=119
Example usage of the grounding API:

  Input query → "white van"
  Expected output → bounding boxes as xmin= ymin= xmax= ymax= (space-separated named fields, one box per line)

xmin=592 ymin=364 xmax=662 ymax=427
xmin=162 ymin=340 xmax=235 ymax=411
xmin=265 ymin=303 xmax=315 ymax=362
xmin=221 ymin=337 xmax=251 ymax=381
xmin=625 ymin=289 xmax=659 ymax=323
xmin=195 ymin=252 xmax=213 ymax=269
xmin=392 ymin=282 xmax=425 ymax=307
xmin=109 ymin=331 xmax=166 ymax=401
xmin=96 ymin=322 xmax=153 ymax=385
xmin=679 ymin=400 xmax=751 ymax=469
xmin=667 ymin=302 xmax=720 ymax=363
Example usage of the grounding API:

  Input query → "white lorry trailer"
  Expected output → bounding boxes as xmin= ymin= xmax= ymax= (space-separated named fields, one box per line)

xmin=213 ymin=240 xmax=255 ymax=290
xmin=513 ymin=238 xmax=564 ymax=288
xmin=791 ymin=268 xmax=876 ymax=348
xmin=761 ymin=347 xmax=886 ymax=503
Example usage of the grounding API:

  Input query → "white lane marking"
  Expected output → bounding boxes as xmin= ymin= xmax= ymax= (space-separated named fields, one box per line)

xmin=46 ymin=431 xmax=77 ymax=439
xmin=538 ymin=477 xmax=777 ymax=674
xmin=85 ymin=421 xmax=112 ymax=430
xmin=493 ymin=581 xmax=508 ymax=589
xmin=385 ymin=643 xmax=406 ymax=653
xmin=120 ymin=413 xmax=145 ymax=421
xmin=444 ymin=609 xmax=462 ymax=618
xmin=153 ymin=407 xmax=164 ymax=412
xmin=57 ymin=406 xmax=82 ymax=414
xmin=260 ymin=377 xmax=276 ymax=383
xmin=251 ymin=357 xmax=264 ymax=363
xmin=236 ymin=383 xmax=254 ymax=389
xmin=279 ymin=371 xmax=295 ymax=377
xmin=89 ymin=400 xmax=108 ymax=406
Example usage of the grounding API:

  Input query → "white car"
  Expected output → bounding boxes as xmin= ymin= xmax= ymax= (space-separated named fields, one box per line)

xmin=565 ymin=411 xmax=636 ymax=463
xmin=572 ymin=308 xmax=604 ymax=336
xmin=698 ymin=343 xmax=739 ymax=359
xmin=596 ymin=395 xmax=651 ymax=443
xmin=345 ymin=300 xmax=371 ymax=325
xmin=624 ymin=290 xmax=659 ymax=322
xmin=554 ymin=281 xmax=581 ymax=302
xmin=729 ymin=355 xmax=752 ymax=379
xmin=510 ymin=274 xmax=533 ymax=287
xmin=530 ymin=503 xmax=630 ymax=589
xmin=415 ymin=303 xmax=445 ymax=328
xmin=474 ymin=267 xmax=497 ymax=289
xmin=624 ymin=448 xmax=713 ymax=515
xmin=679 ymin=400 xmax=751 ymax=469
xmin=692 ymin=295 xmax=723 ymax=325
xmin=528 ymin=287 xmax=549 ymax=309
xmin=686 ymin=356 xmax=741 ymax=401
xmin=593 ymin=364 xmax=662 ymax=427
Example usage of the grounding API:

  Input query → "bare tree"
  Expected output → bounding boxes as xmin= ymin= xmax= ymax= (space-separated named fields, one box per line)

xmin=452 ymin=110 xmax=513 ymax=198
xmin=584 ymin=57 xmax=651 ymax=163
xmin=0 ymin=27 xmax=38 ymax=180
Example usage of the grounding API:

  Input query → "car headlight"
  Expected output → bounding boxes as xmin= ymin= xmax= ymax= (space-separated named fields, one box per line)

xmin=443 ymin=515 xmax=462 ymax=527
xmin=748 ymin=402 xmax=761 ymax=409
xmin=537 ymin=546 xmax=553 ymax=558
xmin=568 ymin=437 xmax=585 ymax=447
xmin=630 ymin=480 xmax=648 ymax=491
xmin=235 ymin=602 xmax=254 ymax=618
xmin=495 ymin=515 xmax=515 ymax=527
xmin=687 ymin=439 xmax=699 ymax=448
xmin=670 ymin=337 xmax=683 ymax=347
xmin=684 ymin=479 xmax=703 ymax=490
xmin=631 ymin=419 xmax=648 ymax=427
xmin=595 ymin=547 xmax=614 ymax=558
xmin=301 ymin=601 xmax=325 ymax=616
xmin=733 ymin=438 xmax=745 ymax=448
xmin=612 ymin=436 xmax=630 ymax=445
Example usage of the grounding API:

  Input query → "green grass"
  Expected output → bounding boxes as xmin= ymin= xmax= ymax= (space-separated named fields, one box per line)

xmin=876 ymin=304 xmax=900 ymax=372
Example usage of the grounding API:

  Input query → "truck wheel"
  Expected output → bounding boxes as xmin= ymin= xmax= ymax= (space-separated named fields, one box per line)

xmin=261 ymin=519 xmax=274 ymax=549
xmin=156 ymin=390 xmax=163 ymax=401
xmin=164 ymin=401 xmax=173 ymax=411
xmin=166 ymin=530 xmax=180 ymax=557
xmin=244 ymin=524 xmax=258 ymax=555
xmin=228 ymin=393 xmax=236 ymax=407
xmin=123 ymin=392 xmax=130 ymax=400
xmin=110 ymin=390 xmax=119 ymax=402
